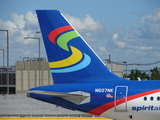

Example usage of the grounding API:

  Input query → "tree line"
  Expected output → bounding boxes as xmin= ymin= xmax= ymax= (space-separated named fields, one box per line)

xmin=127 ymin=67 xmax=160 ymax=80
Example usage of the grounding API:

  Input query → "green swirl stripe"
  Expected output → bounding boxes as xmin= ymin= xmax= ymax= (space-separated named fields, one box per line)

xmin=57 ymin=31 xmax=79 ymax=51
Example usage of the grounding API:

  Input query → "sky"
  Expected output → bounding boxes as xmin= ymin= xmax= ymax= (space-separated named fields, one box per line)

xmin=0 ymin=0 xmax=160 ymax=71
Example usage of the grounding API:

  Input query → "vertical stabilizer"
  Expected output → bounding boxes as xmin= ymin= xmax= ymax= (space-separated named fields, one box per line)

xmin=36 ymin=10 xmax=122 ymax=84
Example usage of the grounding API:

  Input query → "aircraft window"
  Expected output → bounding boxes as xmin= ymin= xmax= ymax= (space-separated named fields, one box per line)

xmin=150 ymin=97 xmax=154 ymax=101
xmin=157 ymin=97 xmax=160 ymax=101
xmin=144 ymin=96 xmax=147 ymax=101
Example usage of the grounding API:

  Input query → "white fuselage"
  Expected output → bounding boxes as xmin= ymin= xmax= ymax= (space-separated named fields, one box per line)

xmin=101 ymin=92 xmax=160 ymax=120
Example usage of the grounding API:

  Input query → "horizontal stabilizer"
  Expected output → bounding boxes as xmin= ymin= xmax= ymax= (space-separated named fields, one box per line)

xmin=27 ymin=90 xmax=90 ymax=105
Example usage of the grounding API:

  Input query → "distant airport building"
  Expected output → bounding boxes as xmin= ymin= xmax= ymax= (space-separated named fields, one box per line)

xmin=0 ymin=67 xmax=15 ymax=94
xmin=106 ymin=63 xmax=123 ymax=77
xmin=0 ymin=57 xmax=123 ymax=94
xmin=16 ymin=57 xmax=53 ymax=94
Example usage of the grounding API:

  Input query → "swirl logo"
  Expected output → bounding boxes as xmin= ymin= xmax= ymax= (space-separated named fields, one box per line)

xmin=48 ymin=25 xmax=91 ymax=73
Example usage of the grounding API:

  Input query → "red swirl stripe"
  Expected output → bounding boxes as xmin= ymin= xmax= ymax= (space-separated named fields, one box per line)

xmin=88 ymin=89 xmax=160 ymax=116
xmin=48 ymin=25 xmax=73 ymax=44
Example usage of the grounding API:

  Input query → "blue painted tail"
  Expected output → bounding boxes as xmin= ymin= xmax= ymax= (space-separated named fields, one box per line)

xmin=36 ymin=10 xmax=122 ymax=84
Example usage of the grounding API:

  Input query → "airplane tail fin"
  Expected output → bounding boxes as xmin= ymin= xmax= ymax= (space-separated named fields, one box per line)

xmin=36 ymin=10 xmax=122 ymax=84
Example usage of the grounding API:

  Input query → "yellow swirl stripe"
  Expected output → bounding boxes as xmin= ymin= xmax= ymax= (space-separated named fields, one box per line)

xmin=49 ymin=46 xmax=82 ymax=68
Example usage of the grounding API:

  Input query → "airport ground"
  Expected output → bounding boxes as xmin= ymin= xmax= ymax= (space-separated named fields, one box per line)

xmin=0 ymin=117 xmax=111 ymax=120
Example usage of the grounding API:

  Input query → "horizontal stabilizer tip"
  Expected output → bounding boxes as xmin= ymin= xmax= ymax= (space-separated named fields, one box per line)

xmin=27 ymin=90 xmax=90 ymax=105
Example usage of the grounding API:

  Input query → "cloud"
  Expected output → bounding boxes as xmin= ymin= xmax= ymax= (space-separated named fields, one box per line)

xmin=99 ymin=47 xmax=106 ymax=52
xmin=0 ymin=11 xmax=41 ymax=46
xmin=112 ymin=33 xmax=118 ymax=40
xmin=11 ymin=13 xmax=25 ymax=29
xmin=24 ymin=11 xmax=39 ymax=30
xmin=115 ymin=40 xmax=126 ymax=49
xmin=104 ymin=8 xmax=160 ymax=64
xmin=0 ymin=19 xmax=17 ymax=37
xmin=134 ymin=46 xmax=153 ymax=50
xmin=139 ymin=8 xmax=160 ymax=39
xmin=64 ymin=13 xmax=104 ymax=42
xmin=64 ymin=14 xmax=103 ymax=32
